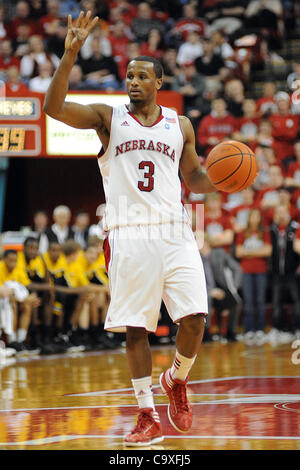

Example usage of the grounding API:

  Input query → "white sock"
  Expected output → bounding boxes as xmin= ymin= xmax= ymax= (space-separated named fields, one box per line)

xmin=132 ymin=376 xmax=156 ymax=411
xmin=169 ymin=351 xmax=196 ymax=382
xmin=8 ymin=332 xmax=16 ymax=343
xmin=17 ymin=328 xmax=27 ymax=343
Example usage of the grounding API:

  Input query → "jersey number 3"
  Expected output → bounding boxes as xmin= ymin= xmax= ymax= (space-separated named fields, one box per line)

xmin=138 ymin=161 xmax=155 ymax=192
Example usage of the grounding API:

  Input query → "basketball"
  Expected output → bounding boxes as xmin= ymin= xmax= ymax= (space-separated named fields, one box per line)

xmin=205 ymin=140 xmax=258 ymax=193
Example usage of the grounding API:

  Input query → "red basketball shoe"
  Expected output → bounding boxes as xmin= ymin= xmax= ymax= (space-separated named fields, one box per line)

xmin=124 ymin=408 xmax=164 ymax=446
xmin=159 ymin=370 xmax=192 ymax=433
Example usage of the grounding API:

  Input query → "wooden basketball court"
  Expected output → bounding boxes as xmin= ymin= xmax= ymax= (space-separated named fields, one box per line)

xmin=0 ymin=340 xmax=299 ymax=450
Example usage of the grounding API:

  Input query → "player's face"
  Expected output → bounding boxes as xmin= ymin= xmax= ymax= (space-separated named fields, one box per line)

xmin=49 ymin=243 xmax=61 ymax=262
xmin=4 ymin=253 xmax=18 ymax=272
xmin=126 ymin=61 xmax=162 ymax=103
xmin=25 ymin=241 xmax=39 ymax=260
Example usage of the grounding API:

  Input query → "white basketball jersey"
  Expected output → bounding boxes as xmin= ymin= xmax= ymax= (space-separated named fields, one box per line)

xmin=98 ymin=104 xmax=187 ymax=230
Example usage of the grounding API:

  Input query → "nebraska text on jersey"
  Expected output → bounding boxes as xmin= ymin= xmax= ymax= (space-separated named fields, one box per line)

xmin=115 ymin=139 xmax=175 ymax=161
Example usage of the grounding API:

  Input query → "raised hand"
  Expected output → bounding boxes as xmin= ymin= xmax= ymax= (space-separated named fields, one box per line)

xmin=65 ymin=10 xmax=99 ymax=55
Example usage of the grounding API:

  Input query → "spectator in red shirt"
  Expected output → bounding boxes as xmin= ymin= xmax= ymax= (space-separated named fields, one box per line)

xmin=229 ymin=186 xmax=257 ymax=234
xmin=108 ymin=20 xmax=132 ymax=81
xmin=232 ymin=98 xmax=260 ymax=151
xmin=285 ymin=141 xmax=300 ymax=189
xmin=0 ymin=40 xmax=21 ymax=73
xmin=269 ymin=91 xmax=299 ymax=167
xmin=197 ymin=98 xmax=237 ymax=155
xmin=171 ymin=2 xmax=206 ymax=41
xmin=4 ymin=65 xmax=30 ymax=95
xmin=108 ymin=0 xmax=138 ymax=26
xmin=8 ymin=0 xmax=42 ymax=40
xmin=40 ymin=0 xmax=62 ymax=38
xmin=140 ymin=28 xmax=165 ymax=59
xmin=263 ymin=187 xmax=300 ymax=226
xmin=255 ymin=164 xmax=284 ymax=211
xmin=235 ymin=208 xmax=272 ymax=344
xmin=256 ymin=81 xmax=277 ymax=117
xmin=204 ymin=192 xmax=234 ymax=252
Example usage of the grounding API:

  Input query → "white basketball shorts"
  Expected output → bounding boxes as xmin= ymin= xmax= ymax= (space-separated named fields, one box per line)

xmin=103 ymin=223 xmax=208 ymax=333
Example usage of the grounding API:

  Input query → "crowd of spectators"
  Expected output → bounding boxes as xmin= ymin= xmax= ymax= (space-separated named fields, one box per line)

xmin=1 ymin=0 xmax=300 ymax=358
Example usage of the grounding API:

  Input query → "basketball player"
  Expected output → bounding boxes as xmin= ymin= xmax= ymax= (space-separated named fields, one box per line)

xmin=44 ymin=11 xmax=216 ymax=446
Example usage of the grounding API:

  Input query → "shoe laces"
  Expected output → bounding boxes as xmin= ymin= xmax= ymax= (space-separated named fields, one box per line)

xmin=131 ymin=410 xmax=154 ymax=434
xmin=172 ymin=383 xmax=190 ymax=412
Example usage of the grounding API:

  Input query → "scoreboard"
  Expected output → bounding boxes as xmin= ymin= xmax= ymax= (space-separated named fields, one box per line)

xmin=0 ymin=91 xmax=183 ymax=158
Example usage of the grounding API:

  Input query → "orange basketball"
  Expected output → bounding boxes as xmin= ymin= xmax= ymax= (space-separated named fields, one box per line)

xmin=205 ymin=140 xmax=258 ymax=193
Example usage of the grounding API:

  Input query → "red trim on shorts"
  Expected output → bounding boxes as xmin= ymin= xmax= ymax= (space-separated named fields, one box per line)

xmin=103 ymin=236 xmax=111 ymax=272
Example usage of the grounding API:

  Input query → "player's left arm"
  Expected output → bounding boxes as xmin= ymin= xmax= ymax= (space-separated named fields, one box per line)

xmin=179 ymin=116 xmax=216 ymax=194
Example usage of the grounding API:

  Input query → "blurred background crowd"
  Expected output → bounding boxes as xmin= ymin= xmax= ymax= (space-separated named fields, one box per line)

xmin=1 ymin=0 xmax=300 ymax=358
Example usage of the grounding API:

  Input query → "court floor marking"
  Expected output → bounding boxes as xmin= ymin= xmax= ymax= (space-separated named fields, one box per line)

xmin=1 ymin=434 xmax=300 ymax=447
xmin=65 ymin=375 xmax=300 ymax=397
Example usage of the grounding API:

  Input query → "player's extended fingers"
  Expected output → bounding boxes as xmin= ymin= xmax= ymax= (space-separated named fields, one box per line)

xmin=67 ymin=14 xmax=73 ymax=30
xmin=87 ymin=16 xmax=99 ymax=33
xmin=75 ymin=10 xmax=84 ymax=28
xmin=83 ymin=10 xmax=92 ymax=28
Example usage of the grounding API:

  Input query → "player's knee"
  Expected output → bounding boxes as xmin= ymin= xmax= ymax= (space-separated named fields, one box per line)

xmin=126 ymin=327 xmax=148 ymax=349
xmin=180 ymin=313 xmax=206 ymax=336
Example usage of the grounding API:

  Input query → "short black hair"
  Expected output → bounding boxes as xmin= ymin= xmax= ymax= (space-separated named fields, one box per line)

xmin=130 ymin=56 xmax=164 ymax=78
xmin=3 ymin=249 xmax=17 ymax=258
xmin=24 ymin=236 xmax=38 ymax=247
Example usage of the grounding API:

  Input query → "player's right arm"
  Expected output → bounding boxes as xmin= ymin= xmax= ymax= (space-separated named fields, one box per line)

xmin=43 ymin=11 xmax=112 ymax=134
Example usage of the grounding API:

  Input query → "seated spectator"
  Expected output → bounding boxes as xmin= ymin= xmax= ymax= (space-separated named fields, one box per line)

xmin=0 ymin=250 xmax=40 ymax=353
xmin=140 ymin=28 xmax=165 ymax=59
xmin=255 ymin=164 xmax=284 ymax=212
xmin=0 ymin=5 xmax=9 ymax=40
xmin=45 ymin=205 xmax=75 ymax=245
xmin=20 ymin=34 xmax=59 ymax=80
xmin=108 ymin=20 xmax=132 ymax=81
xmin=108 ymin=0 xmax=137 ymax=26
xmin=194 ymin=36 xmax=229 ymax=84
xmin=285 ymin=141 xmax=300 ymax=188
xmin=256 ymin=81 xmax=277 ymax=117
xmin=232 ymin=98 xmax=260 ymax=151
xmin=211 ymin=29 xmax=235 ymax=69
xmin=256 ymin=119 xmax=274 ymax=148
xmin=268 ymin=205 xmax=300 ymax=343
xmin=176 ymin=31 xmax=203 ymax=66
xmin=72 ymin=210 xmax=91 ymax=249
xmin=197 ymin=98 xmax=237 ymax=155
xmin=204 ymin=192 xmax=234 ymax=252
xmin=28 ymin=60 xmax=53 ymax=92
xmin=29 ymin=0 xmax=47 ymax=20
xmin=254 ymin=145 xmax=282 ymax=190
xmin=4 ymin=66 xmax=29 ymax=95
xmin=160 ymin=47 xmax=181 ymax=90
xmin=12 ymin=23 xmax=31 ymax=59
xmin=171 ymin=2 xmax=207 ymax=42
xmin=46 ymin=19 xmax=68 ymax=59
xmin=8 ymin=0 xmax=42 ymax=40
xmin=0 ymin=40 xmax=20 ymax=75
xmin=131 ymin=2 xmax=165 ymax=43
xmin=263 ymin=187 xmax=300 ymax=226
xmin=229 ymin=186 xmax=257 ymax=233
xmin=80 ymin=37 xmax=120 ymax=90
xmin=206 ymin=0 xmax=247 ymax=37
xmin=269 ymin=91 xmax=299 ymax=168
xmin=17 ymin=237 xmax=55 ymax=353
xmin=224 ymin=78 xmax=245 ymax=118
xmin=235 ymin=208 xmax=272 ymax=345
xmin=80 ymin=23 xmax=112 ymax=60
xmin=32 ymin=209 xmax=49 ymax=253
xmin=68 ymin=64 xmax=97 ymax=90
xmin=171 ymin=61 xmax=206 ymax=117
xmin=40 ymin=0 xmax=62 ymax=37
xmin=244 ymin=0 xmax=284 ymax=41
xmin=89 ymin=203 xmax=106 ymax=240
